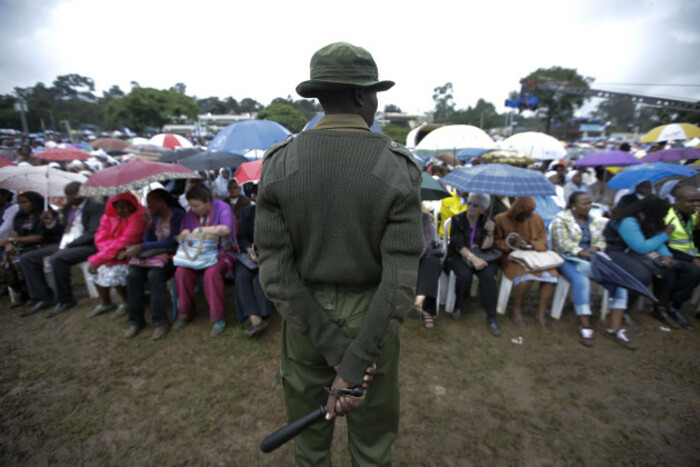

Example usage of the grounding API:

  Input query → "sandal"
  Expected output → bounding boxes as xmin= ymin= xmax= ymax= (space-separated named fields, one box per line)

xmin=421 ymin=312 xmax=435 ymax=330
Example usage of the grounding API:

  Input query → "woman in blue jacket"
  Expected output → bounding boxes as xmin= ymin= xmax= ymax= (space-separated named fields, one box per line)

xmin=123 ymin=189 xmax=185 ymax=340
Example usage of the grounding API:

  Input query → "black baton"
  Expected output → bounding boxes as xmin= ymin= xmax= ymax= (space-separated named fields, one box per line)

xmin=260 ymin=405 xmax=327 ymax=453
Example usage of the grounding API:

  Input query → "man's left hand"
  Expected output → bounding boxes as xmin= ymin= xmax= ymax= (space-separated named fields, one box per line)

xmin=660 ymin=255 xmax=673 ymax=267
xmin=125 ymin=244 xmax=143 ymax=259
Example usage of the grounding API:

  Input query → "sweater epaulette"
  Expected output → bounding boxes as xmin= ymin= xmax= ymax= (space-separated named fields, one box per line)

xmin=386 ymin=141 xmax=421 ymax=182
xmin=262 ymin=135 xmax=294 ymax=162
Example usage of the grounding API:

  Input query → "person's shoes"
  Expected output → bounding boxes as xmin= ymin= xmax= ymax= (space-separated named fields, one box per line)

xmin=112 ymin=304 xmax=128 ymax=319
xmin=210 ymin=320 xmax=226 ymax=337
xmin=580 ymin=327 xmax=594 ymax=347
xmin=533 ymin=316 xmax=552 ymax=332
xmin=173 ymin=318 xmax=191 ymax=330
xmin=407 ymin=306 xmax=421 ymax=319
xmin=245 ymin=320 xmax=269 ymax=337
xmin=622 ymin=313 xmax=640 ymax=331
xmin=47 ymin=301 xmax=76 ymax=318
xmin=21 ymin=300 xmax=52 ymax=317
xmin=487 ymin=317 xmax=501 ymax=337
xmin=152 ymin=323 xmax=170 ymax=340
xmin=88 ymin=303 xmax=116 ymax=318
xmin=451 ymin=308 xmax=461 ymax=320
xmin=606 ymin=328 xmax=637 ymax=350
xmin=668 ymin=307 xmax=694 ymax=330
xmin=512 ymin=315 xmax=527 ymax=328
xmin=124 ymin=323 xmax=144 ymax=338
xmin=651 ymin=307 xmax=680 ymax=329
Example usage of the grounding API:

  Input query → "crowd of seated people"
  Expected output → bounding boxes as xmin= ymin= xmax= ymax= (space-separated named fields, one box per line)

xmin=2 ymin=154 xmax=700 ymax=350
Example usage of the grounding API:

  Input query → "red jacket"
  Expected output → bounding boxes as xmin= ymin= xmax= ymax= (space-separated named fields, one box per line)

xmin=88 ymin=192 xmax=146 ymax=268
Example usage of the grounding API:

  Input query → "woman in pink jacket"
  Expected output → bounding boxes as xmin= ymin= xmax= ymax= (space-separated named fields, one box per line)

xmin=87 ymin=192 xmax=146 ymax=318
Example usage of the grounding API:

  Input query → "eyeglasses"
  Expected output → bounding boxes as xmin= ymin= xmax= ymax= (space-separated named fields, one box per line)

xmin=467 ymin=202 xmax=481 ymax=208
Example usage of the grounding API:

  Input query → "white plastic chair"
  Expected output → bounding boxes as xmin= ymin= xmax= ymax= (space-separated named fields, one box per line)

xmin=550 ymin=276 xmax=610 ymax=320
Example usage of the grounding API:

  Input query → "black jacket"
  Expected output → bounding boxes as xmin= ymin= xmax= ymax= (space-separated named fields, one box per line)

xmin=61 ymin=199 xmax=105 ymax=248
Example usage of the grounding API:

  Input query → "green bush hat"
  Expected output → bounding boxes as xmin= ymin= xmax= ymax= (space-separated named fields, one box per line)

xmin=296 ymin=42 xmax=394 ymax=98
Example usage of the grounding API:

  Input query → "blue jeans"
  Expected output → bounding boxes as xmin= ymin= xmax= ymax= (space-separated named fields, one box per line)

xmin=558 ymin=260 xmax=628 ymax=316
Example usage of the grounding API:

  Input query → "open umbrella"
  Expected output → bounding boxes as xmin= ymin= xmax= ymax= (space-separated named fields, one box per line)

xmin=414 ymin=124 xmax=496 ymax=156
xmin=79 ymin=159 xmax=199 ymax=196
xmin=234 ymin=159 xmax=263 ymax=185
xmin=303 ymin=112 xmax=385 ymax=133
xmin=479 ymin=149 xmax=534 ymax=167
xmin=89 ymin=138 xmax=129 ymax=152
xmin=0 ymin=156 xmax=16 ymax=168
xmin=607 ymin=162 xmax=697 ymax=189
xmin=126 ymin=144 xmax=173 ymax=161
xmin=178 ymin=151 xmax=248 ymax=172
xmin=590 ymin=252 xmax=657 ymax=302
xmin=439 ymin=163 xmax=555 ymax=198
xmin=33 ymin=147 xmax=90 ymax=161
xmin=573 ymin=151 xmax=642 ymax=167
xmin=639 ymin=123 xmax=700 ymax=143
xmin=434 ymin=152 xmax=461 ymax=167
xmin=159 ymin=146 xmax=205 ymax=162
xmin=148 ymin=133 xmax=193 ymax=150
xmin=421 ymin=172 xmax=450 ymax=201
xmin=0 ymin=166 xmax=86 ymax=207
xmin=639 ymin=147 xmax=700 ymax=163
xmin=502 ymin=132 xmax=567 ymax=160
xmin=208 ymin=120 xmax=291 ymax=155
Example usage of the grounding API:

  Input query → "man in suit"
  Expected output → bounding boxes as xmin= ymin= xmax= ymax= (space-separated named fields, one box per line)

xmin=20 ymin=182 xmax=104 ymax=317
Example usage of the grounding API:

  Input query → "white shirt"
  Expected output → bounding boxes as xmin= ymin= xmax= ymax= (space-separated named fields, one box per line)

xmin=59 ymin=199 xmax=87 ymax=249
xmin=0 ymin=203 xmax=19 ymax=239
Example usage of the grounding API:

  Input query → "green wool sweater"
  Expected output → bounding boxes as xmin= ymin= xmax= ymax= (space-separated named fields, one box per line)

xmin=255 ymin=115 xmax=423 ymax=385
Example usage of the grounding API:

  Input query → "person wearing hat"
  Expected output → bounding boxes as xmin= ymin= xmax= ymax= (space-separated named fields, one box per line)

xmin=255 ymin=42 xmax=423 ymax=465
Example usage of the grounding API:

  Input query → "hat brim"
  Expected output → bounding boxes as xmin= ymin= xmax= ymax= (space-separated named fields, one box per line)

xmin=296 ymin=79 xmax=394 ymax=98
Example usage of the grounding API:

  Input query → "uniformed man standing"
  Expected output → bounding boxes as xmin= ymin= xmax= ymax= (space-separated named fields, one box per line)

xmin=255 ymin=42 xmax=423 ymax=465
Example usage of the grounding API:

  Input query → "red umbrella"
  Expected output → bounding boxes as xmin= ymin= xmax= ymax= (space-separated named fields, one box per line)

xmin=80 ymin=159 xmax=200 ymax=196
xmin=234 ymin=159 xmax=262 ymax=185
xmin=0 ymin=156 xmax=16 ymax=167
xmin=89 ymin=138 xmax=129 ymax=152
xmin=33 ymin=147 xmax=91 ymax=161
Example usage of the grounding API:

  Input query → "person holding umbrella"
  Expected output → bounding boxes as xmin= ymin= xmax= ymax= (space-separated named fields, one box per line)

xmin=550 ymin=192 xmax=631 ymax=347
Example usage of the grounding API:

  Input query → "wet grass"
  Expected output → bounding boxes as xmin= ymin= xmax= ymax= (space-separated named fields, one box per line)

xmin=0 ymin=287 xmax=699 ymax=465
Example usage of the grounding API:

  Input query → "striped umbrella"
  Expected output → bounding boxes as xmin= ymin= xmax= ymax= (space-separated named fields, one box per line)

xmin=439 ymin=163 xmax=556 ymax=197
xmin=148 ymin=133 xmax=193 ymax=150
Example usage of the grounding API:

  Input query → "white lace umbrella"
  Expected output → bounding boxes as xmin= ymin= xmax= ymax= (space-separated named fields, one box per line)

xmin=502 ymin=132 xmax=567 ymax=160
xmin=0 ymin=166 xmax=87 ymax=208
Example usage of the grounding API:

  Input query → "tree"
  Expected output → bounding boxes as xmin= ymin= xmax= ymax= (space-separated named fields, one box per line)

xmin=197 ymin=97 xmax=229 ymax=115
xmin=256 ymin=103 xmax=306 ymax=133
xmin=524 ymin=67 xmax=593 ymax=133
xmin=239 ymin=98 xmax=263 ymax=114
xmin=432 ymin=82 xmax=455 ymax=123
xmin=381 ymin=124 xmax=411 ymax=144
xmin=170 ymin=82 xmax=187 ymax=94
xmin=450 ymin=98 xmax=500 ymax=129
xmin=53 ymin=74 xmax=96 ymax=102
xmin=594 ymin=97 xmax=637 ymax=132
xmin=384 ymin=104 xmax=402 ymax=113
xmin=104 ymin=87 xmax=199 ymax=132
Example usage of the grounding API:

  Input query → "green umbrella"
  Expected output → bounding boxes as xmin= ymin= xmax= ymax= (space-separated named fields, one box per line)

xmin=421 ymin=172 xmax=450 ymax=201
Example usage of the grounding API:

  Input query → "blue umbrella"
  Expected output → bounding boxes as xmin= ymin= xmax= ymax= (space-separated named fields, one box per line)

xmin=590 ymin=252 xmax=657 ymax=302
xmin=208 ymin=120 xmax=291 ymax=155
xmin=439 ymin=163 xmax=556 ymax=197
xmin=607 ymin=162 xmax=697 ymax=189
xmin=303 ymin=112 xmax=384 ymax=133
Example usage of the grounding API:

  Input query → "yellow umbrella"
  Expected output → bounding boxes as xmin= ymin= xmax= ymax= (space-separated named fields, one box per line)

xmin=639 ymin=123 xmax=700 ymax=143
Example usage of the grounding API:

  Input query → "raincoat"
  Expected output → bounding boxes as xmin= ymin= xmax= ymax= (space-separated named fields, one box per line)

xmin=88 ymin=192 xmax=146 ymax=268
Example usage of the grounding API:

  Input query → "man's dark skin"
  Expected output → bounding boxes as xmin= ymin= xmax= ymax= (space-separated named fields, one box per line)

xmin=315 ymin=86 xmax=379 ymax=420
xmin=672 ymin=186 xmax=700 ymax=268
xmin=39 ymin=182 xmax=83 ymax=227
xmin=635 ymin=180 xmax=653 ymax=198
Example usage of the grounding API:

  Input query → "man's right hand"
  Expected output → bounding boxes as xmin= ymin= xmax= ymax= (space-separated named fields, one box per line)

xmin=326 ymin=363 xmax=376 ymax=420
xmin=664 ymin=224 xmax=675 ymax=235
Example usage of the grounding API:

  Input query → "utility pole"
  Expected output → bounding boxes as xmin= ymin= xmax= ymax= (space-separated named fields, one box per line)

xmin=14 ymin=99 xmax=29 ymax=135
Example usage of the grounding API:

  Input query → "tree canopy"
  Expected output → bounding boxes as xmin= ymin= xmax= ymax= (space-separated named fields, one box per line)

xmin=256 ymin=103 xmax=307 ymax=133
xmin=104 ymin=87 xmax=199 ymax=132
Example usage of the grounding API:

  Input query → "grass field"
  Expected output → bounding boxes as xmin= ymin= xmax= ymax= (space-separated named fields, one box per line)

xmin=0 ymin=281 xmax=699 ymax=466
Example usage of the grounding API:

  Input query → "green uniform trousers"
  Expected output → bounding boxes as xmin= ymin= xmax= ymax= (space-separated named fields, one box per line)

xmin=280 ymin=283 xmax=400 ymax=467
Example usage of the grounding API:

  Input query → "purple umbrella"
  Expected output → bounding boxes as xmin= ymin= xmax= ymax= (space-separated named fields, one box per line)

xmin=573 ymin=151 xmax=642 ymax=167
xmin=640 ymin=147 xmax=700 ymax=163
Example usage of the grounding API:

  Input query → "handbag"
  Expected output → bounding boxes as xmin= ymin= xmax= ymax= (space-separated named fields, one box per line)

xmin=173 ymin=231 xmax=220 ymax=270
xmin=506 ymin=232 xmax=563 ymax=272
xmin=469 ymin=245 xmax=502 ymax=263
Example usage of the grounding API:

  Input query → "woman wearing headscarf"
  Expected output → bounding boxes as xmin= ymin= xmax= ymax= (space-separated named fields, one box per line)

xmin=1 ymin=191 xmax=61 ymax=306
xmin=563 ymin=170 xmax=590 ymax=205
xmin=213 ymin=168 xmax=232 ymax=199
xmin=87 ymin=192 xmax=147 ymax=318
xmin=494 ymin=197 xmax=558 ymax=329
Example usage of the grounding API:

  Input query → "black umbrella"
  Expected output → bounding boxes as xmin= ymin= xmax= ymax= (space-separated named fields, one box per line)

xmin=159 ymin=146 xmax=205 ymax=162
xmin=178 ymin=150 xmax=248 ymax=171
xmin=591 ymin=252 xmax=657 ymax=302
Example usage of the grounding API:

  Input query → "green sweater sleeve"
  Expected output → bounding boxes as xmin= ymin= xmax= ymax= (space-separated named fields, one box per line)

xmin=337 ymin=179 xmax=423 ymax=385
xmin=255 ymin=181 xmax=354 ymax=368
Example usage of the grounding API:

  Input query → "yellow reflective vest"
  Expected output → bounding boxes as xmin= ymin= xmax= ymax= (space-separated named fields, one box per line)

xmin=664 ymin=208 xmax=699 ymax=256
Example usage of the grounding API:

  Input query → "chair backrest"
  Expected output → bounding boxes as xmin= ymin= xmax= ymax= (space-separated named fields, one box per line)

xmin=441 ymin=217 xmax=452 ymax=258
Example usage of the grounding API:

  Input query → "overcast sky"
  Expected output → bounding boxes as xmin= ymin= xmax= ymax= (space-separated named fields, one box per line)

xmin=1 ymin=0 xmax=699 ymax=116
